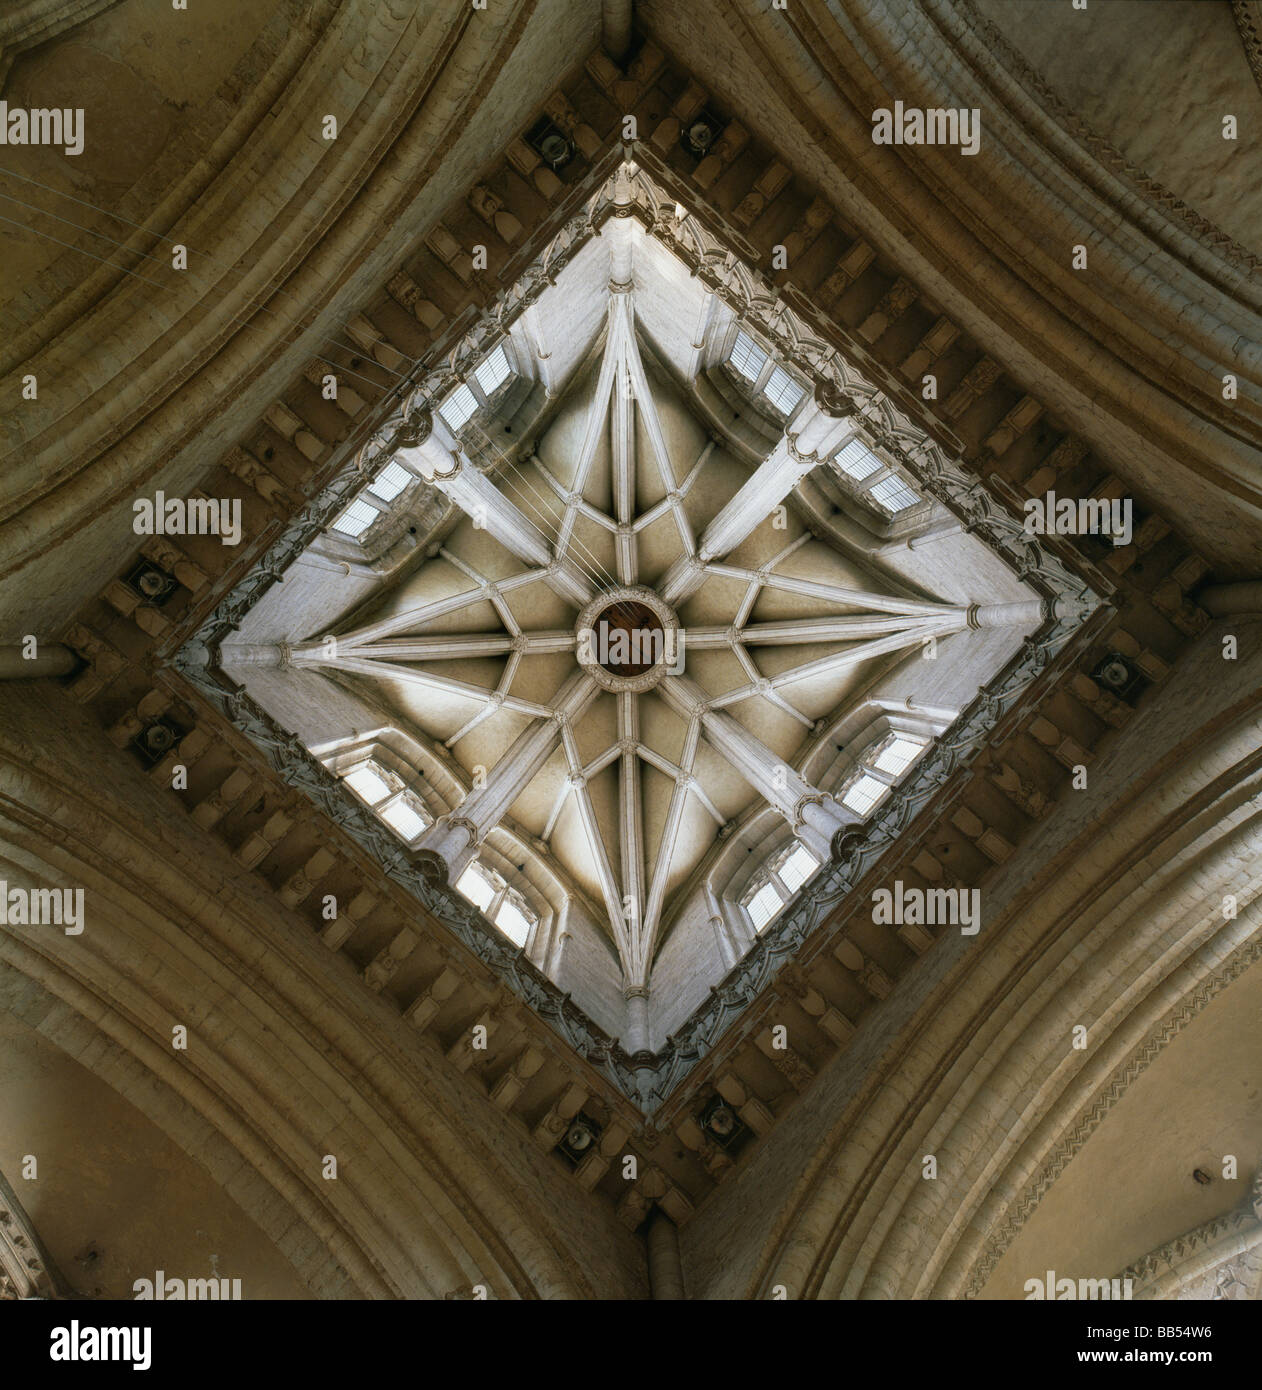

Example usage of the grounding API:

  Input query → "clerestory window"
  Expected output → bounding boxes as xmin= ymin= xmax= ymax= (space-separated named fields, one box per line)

xmin=869 ymin=475 xmax=921 ymax=514
xmin=839 ymin=732 xmax=930 ymax=817
xmin=439 ymin=382 xmax=479 ymax=431
xmin=455 ymin=859 xmax=538 ymax=947
xmin=728 ymin=330 xmax=768 ymax=383
xmin=762 ymin=365 xmax=806 ymax=415
xmin=831 ymin=437 xmax=923 ymax=516
xmin=342 ymin=759 xmax=434 ymax=843
xmin=331 ymin=496 xmax=381 ymax=539
xmin=330 ymin=460 xmax=418 ymax=538
xmin=740 ymin=840 xmax=823 ymax=933
xmin=438 ymin=343 xmax=517 ymax=433
xmin=474 ymin=344 xmax=512 ymax=395
xmin=725 ymin=329 xmax=807 ymax=419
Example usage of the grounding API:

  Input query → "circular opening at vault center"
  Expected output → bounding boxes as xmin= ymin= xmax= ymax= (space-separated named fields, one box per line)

xmin=592 ymin=600 xmax=664 ymax=677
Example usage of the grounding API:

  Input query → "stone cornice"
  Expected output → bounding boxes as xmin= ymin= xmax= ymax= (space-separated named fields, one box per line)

xmin=0 ymin=0 xmax=123 ymax=88
xmin=0 ymin=1164 xmax=66 ymax=1300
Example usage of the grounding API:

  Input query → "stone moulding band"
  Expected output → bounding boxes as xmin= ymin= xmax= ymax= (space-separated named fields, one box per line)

xmin=171 ymin=149 xmax=1105 ymax=1114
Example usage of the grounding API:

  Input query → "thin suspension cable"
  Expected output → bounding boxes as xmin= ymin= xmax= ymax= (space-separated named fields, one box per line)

xmin=451 ymin=347 xmax=644 ymax=613
xmin=493 ymin=460 xmax=638 ymax=620
xmin=0 ymin=166 xmax=419 ymax=386
xmin=452 ymin=425 xmax=606 ymax=590
xmin=459 ymin=418 xmax=626 ymax=602
xmin=4 ymin=179 xmax=644 ymax=630
xmin=0 ymin=184 xmax=416 ymax=394
xmin=473 ymin=310 xmax=630 ymax=601
xmin=0 ymin=211 xmax=171 ymax=291
xmin=487 ymin=460 xmax=621 ymax=603
xmin=526 ymin=447 xmax=628 ymax=593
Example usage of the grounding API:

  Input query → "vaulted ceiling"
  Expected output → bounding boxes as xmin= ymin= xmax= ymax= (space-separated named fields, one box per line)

xmin=1 ymin=0 xmax=1259 ymax=1306
xmin=222 ymin=199 xmax=1050 ymax=1031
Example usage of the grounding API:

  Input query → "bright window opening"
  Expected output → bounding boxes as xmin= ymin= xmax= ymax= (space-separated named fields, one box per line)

xmin=835 ymin=438 xmax=883 ymax=481
xmin=495 ymin=897 xmax=532 ymax=947
xmin=871 ymin=735 xmax=928 ymax=779
xmin=762 ymin=366 xmax=805 ymax=415
xmin=378 ymin=795 xmax=431 ymax=841
xmin=344 ymin=762 xmax=394 ymax=805
xmin=456 ymin=862 xmax=498 ymax=912
xmin=456 ymin=862 xmax=537 ymax=946
xmin=342 ymin=760 xmax=432 ymax=842
xmin=777 ymin=842 xmax=820 ymax=894
xmin=331 ymin=496 xmax=381 ymax=538
xmin=746 ymin=881 xmax=783 ymax=932
xmin=868 ymin=475 xmax=921 ymax=514
xmin=439 ymin=381 xmax=478 ymax=431
xmin=475 ymin=344 xmax=511 ymax=396
xmin=842 ymin=772 xmax=890 ymax=817
xmin=367 ymin=459 xmax=412 ymax=503
xmin=728 ymin=330 xmax=768 ymax=383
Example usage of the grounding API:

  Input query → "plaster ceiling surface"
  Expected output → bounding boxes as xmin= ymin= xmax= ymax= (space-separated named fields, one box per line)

xmin=181 ymin=158 xmax=1095 ymax=1104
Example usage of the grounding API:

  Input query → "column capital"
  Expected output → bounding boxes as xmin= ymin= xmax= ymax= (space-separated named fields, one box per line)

xmin=395 ymin=409 xmax=433 ymax=448
xmin=814 ymin=380 xmax=856 ymax=418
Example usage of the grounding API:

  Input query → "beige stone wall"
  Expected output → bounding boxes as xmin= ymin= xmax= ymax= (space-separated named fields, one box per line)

xmin=676 ymin=619 xmax=1262 ymax=1298
xmin=0 ymin=680 xmax=648 ymax=1298
xmin=0 ymin=1009 xmax=313 ymax=1299
xmin=972 ymin=0 xmax=1262 ymax=254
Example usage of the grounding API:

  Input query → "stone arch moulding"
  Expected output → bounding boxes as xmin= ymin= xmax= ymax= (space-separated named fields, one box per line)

xmin=0 ymin=718 xmax=631 ymax=1300
xmin=703 ymin=628 xmax=1262 ymax=1300
xmin=0 ymin=0 xmax=124 ymax=88
xmin=637 ymin=0 xmax=1262 ymax=568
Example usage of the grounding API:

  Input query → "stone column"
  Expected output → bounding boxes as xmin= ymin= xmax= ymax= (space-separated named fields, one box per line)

xmin=420 ymin=671 xmax=599 ymax=880
xmin=397 ymin=414 xmax=591 ymax=605
xmin=660 ymin=674 xmax=858 ymax=859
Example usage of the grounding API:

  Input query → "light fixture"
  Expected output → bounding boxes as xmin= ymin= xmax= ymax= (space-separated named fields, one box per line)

xmin=135 ymin=719 xmax=182 ymax=765
xmin=124 ymin=560 xmax=176 ymax=605
xmin=565 ymin=1120 xmax=595 ymax=1152
xmin=1095 ymin=655 xmax=1131 ymax=690
xmin=560 ymin=1113 xmax=602 ymax=1163
xmin=683 ymin=117 xmax=718 ymax=156
xmin=539 ymin=132 xmax=572 ymax=168
xmin=705 ymin=1103 xmax=736 ymax=1139
xmin=1092 ymin=651 xmax=1144 ymax=700
xmin=526 ymin=116 xmax=574 ymax=169
xmin=700 ymin=1095 xmax=744 ymax=1148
